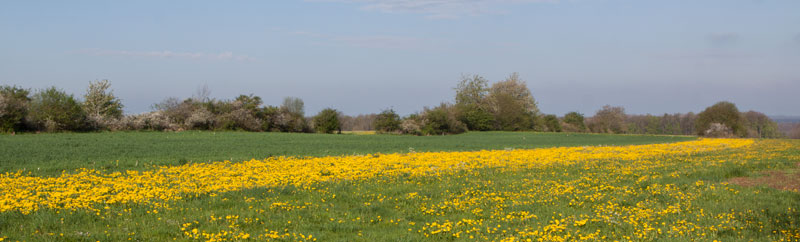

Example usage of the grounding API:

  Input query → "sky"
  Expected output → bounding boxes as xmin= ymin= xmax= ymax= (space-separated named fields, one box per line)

xmin=1 ymin=0 xmax=799 ymax=116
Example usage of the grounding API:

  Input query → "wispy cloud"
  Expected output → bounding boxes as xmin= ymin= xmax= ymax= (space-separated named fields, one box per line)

xmin=310 ymin=0 xmax=558 ymax=18
xmin=290 ymin=31 xmax=427 ymax=49
xmin=75 ymin=48 xmax=256 ymax=62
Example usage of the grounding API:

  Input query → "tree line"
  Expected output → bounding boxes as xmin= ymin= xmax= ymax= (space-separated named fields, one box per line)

xmin=0 ymin=76 xmax=795 ymax=138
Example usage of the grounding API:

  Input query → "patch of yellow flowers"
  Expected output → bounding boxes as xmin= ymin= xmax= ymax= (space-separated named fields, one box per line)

xmin=0 ymin=138 xmax=751 ymax=214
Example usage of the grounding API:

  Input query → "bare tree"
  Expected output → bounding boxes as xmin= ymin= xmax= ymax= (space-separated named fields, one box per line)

xmin=193 ymin=84 xmax=211 ymax=103
xmin=588 ymin=105 xmax=626 ymax=134
xmin=281 ymin=97 xmax=305 ymax=116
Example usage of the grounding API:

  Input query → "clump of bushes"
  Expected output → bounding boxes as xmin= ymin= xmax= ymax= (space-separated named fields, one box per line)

xmin=373 ymin=109 xmax=401 ymax=134
xmin=419 ymin=103 xmax=467 ymax=135
xmin=2 ymin=77 xmax=791 ymax=139
xmin=313 ymin=108 xmax=341 ymax=134
xmin=26 ymin=87 xmax=88 ymax=132
xmin=561 ymin=112 xmax=586 ymax=132
xmin=0 ymin=86 xmax=30 ymax=133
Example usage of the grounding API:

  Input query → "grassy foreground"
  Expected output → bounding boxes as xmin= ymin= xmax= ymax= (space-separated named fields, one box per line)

xmin=0 ymin=137 xmax=798 ymax=241
xmin=0 ymin=131 xmax=694 ymax=175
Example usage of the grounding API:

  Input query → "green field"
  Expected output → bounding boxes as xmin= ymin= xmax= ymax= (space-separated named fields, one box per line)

xmin=1 ymin=133 xmax=799 ymax=241
xmin=0 ymin=131 xmax=694 ymax=175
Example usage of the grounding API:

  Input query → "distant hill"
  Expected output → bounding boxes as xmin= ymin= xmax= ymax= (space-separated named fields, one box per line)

xmin=770 ymin=116 xmax=800 ymax=123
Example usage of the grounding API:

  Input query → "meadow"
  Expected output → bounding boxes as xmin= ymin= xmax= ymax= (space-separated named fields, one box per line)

xmin=0 ymin=131 xmax=693 ymax=175
xmin=1 ymin=132 xmax=799 ymax=241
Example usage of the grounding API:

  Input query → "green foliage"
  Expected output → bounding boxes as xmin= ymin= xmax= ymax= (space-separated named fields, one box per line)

xmin=27 ymin=87 xmax=88 ymax=132
xmin=234 ymin=94 xmax=262 ymax=113
xmin=313 ymin=108 xmax=341 ymax=134
xmin=645 ymin=115 xmax=662 ymax=135
xmin=742 ymin=111 xmax=781 ymax=138
xmin=0 ymin=85 xmax=31 ymax=132
xmin=487 ymin=73 xmax=539 ymax=131
xmin=373 ymin=109 xmax=401 ymax=133
xmin=457 ymin=104 xmax=495 ymax=131
xmin=421 ymin=104 xmax=467 ymax=135
xmin=257 ymin=106 xmax=280 ymax=131
xmin=696 ymin=101 xmax=745 ymax=137
xmin=454 ymin=74 xmax=489 ymax=107
xmin=543 ymin=114 xmax=562 ymax=132
xmin=562 ymin=112 xmax=586 ymax=132
xmin=490 ymin=92 xmax=535 ymax=131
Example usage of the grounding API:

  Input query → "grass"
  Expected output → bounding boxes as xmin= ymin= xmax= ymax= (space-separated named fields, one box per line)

xmin=0 ymin=138 xmax=798 ymax=241
xmin=0 ymin=131 xmax=694 ymax=175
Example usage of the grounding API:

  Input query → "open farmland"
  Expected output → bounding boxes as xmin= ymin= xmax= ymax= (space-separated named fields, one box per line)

xmin=0 ymin=131 xmax=694 ymax=175
xmin=1 ymin=134 xmax=799 ymax=241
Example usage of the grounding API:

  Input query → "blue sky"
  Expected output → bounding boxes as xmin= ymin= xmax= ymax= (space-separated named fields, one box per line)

xmin=1 ymin=0 xmax=799 ymax=116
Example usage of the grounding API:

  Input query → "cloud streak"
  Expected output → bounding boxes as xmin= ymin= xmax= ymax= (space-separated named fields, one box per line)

xmin=76 ymin=49 xmax=256 ymax=62
xmin=311 ymin=0 xmax=558 ymax=18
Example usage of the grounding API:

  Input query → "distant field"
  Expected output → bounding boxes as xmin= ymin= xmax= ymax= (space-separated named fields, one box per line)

xmin=0 ymin=131 xmax=694 ymax=175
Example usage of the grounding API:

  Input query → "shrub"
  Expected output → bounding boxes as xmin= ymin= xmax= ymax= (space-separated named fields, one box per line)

xmin=313 ymin=108 xmax=341 ymax=134
xmin=457 ymin=104 xmax=494 ymax=131
xmin=257 ymin=105 xmax=280 ymax=131
xmin=696 ymin=101 xmax=745 ymax=137
xmin=374 ymin=109 xmax=401 ymax=133
xmin=562 ymin=112 xmax=586 ymax=132
xmin=184 ymin=107 xmax=215 ymax=130
xmin=216 ymin=99 xmax=263 ymax=131
xmin=741 ymin=111 xmax=781 ymax=138
xmin=26 ymin=87 xmax=88 ymax=132
xmin=420 ymin=103 xmax=466 ymax=135
xmin=153 ymin=97 xmax=197 ymax=127
xmin=109 ymin=111 xmax=174 ymax=131
xmin=0 ymin=85 xmax=30 ymax=133
xmin=400 ymin=115 xmax=423 ymax=135
xmin=543 ymin=114 xmax=562 ymax=132
xmin=588 ymin=105 xmax=626 ymax=134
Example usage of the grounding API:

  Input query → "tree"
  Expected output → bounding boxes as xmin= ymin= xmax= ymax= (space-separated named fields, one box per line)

xmin=588 ymin=105 xmax=626 ymax=134
xmin=695 ymin=101 xmax=745 ymax=137
xmin=455 ymin=74 xmax=489 ymax=107
xmin=83 ymin=80 xmax=124 ymax=119
xmin=742 ymin=111 xmax=781 ymax=138
xmin=278 ymin=97 xmax=308 ymax=132
xmin=27 ymin=87 xmax=87 ymax=131
xmin=282 ymin=97 xmax=305 ymax=116
xmin=454 ymin=74 xmax=494 ymax=131
xmin=487 ymin=73 xmax=540 ymax=131
xmin=0 ymin=85 xmax=31 ymax=132
xmin=313 ymin=108 xmax=341 ymax=134
xmin=373 ymin=109 xmax=401 ymax=133
xmin=543 ymin=114 xmax=562 ymax=132
xmin=562 ymin=112 xmax=586 ymax=132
